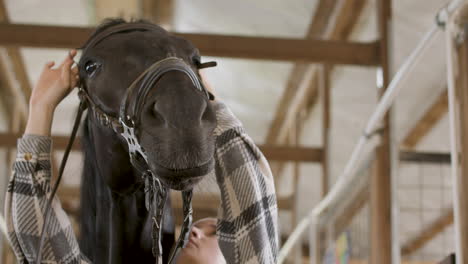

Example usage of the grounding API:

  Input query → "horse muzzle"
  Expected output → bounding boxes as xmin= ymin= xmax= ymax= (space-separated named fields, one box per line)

xmin=150 ymin=158 xmax=214 ymax=190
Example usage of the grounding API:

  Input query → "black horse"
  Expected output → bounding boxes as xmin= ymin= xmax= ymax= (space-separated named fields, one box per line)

xmin=78 ymin=19 xmax=217 ymax=263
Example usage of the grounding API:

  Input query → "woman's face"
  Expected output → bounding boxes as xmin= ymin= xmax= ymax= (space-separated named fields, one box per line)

xmin=176 ymin=218 xmax=226 ymax=264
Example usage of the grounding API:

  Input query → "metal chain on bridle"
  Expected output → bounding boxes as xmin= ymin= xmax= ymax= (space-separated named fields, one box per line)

xmin=35 ymin=23 xmax=216 ymax=264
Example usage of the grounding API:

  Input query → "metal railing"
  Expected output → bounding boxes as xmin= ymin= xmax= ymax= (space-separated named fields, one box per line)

xmin=278 ymin=1 xmax=464 ymax=263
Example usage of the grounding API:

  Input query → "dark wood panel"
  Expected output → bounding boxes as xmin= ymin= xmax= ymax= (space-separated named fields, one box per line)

xmin=0 ymin=23 xmax=380 ymax=65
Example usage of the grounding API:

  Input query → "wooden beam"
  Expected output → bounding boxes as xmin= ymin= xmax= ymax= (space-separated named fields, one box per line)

xmin=371 ymin=0 xmax=393 ymax=264
xmin=171 ymin=193 xmax=219 ymax=211
xmin=0 ymin=0 xmax=31 ymax=103
xmin=321 ymin=65 xmax=331 ymax=197
xmin=402 ymin=90 xmax=448 ymax=149
xmin=273 ymin=2 xmax=360 ymax=261
xmin=399 ymin=151 xmax=451 ymax=164
xmin=0 ymin=23 xmax=380 ymax=65
xmin=447 ymin=19 xmax=468 ymax=263
xmin=348 ymin=261 xmax=435 ymax=264
xmin=333 ymin=184 xmax=369 ymax=238
xmin=0 ymin=49 xmax=28 ymax=120
xmin=439 ymin=253 xmax=456 ymax=264
xmin=266 ymin=2 xmax=367 ymax=260
xmin=291 ymin=113 xmax=303 ymax=264
xmin=258 ymin=145 xmax=322 ymax=162
xmin=265 ymin=0 xmax=367 ymax=149
xmin=0 ymin=1 xmax=29 ymax=121
xmin=307 ymin=0 xmax=341 ymax=38
xmin=1 ymin=243 xmax=15 ymax=264
xmin=265 ymin=0 xmax=341 ymax=145
xmin=94 ymin=0 xmax=140 ymax=22
xmin=401 ymin=209 xmax=453 ymax=257
xmin=0 ymin=133 xmax=322 ymax=162
xmin=141 ymin=0 xmax=174 ymax=30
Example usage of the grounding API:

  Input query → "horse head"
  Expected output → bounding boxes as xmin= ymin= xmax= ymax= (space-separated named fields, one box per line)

xmin=79 ymin=19 xmax=217 ymax=192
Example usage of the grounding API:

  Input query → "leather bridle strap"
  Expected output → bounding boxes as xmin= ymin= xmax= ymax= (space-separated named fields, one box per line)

xmin=81 ymin=23 xmax=166 ymax=54
xmin=168 ymin=190 xmax=193 ymax=263
xmin=119 ymin=56 xmax=205 ymax=128
xmin=118 ymin=57 xmax=207 ymax=176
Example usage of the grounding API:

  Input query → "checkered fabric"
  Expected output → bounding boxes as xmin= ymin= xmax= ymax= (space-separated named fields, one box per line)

xmin=213 ymin=102 xmax=278 ymax=264
xmin=4 ymin=135 xmax=90 ymax=264
xmin=4 ymin=101 xmax=278 ymax=264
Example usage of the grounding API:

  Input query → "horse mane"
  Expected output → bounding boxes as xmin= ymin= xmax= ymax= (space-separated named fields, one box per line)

xmin=78 ymin=18 xmax=157 ymax=260
xmin=79 ymin=114 xmax=100 ymax=259
xmin=80 ymin=18 xmax=155 ymax=50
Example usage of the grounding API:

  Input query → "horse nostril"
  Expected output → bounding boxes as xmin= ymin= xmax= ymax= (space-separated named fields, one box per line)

xmin=201 ymin=101 xmax=210 ymax=121
xmin=152 ymin=102 xmax=166 ymax=124
xmin=152 ymin=102 xmax=158 ymax=116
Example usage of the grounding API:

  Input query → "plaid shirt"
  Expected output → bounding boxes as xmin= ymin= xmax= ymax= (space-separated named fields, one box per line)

xmin=5 ymin=101 xmax=278 ymax=264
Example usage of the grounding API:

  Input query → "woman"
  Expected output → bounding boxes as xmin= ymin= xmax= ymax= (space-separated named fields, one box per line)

xmin=176 ymin=218 xmax=226 ymax=264
xmin=4 ymin=50 xmax=278 ymax=264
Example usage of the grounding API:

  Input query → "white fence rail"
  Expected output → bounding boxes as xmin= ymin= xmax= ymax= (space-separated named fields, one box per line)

xmin=278 ymin=1 xmax=464 ymax=263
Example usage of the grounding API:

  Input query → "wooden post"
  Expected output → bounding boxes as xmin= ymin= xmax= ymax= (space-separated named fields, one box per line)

xmin=371 ymin=0 xmax=393 ymax=264
xmin=292 ymin=112 xmax=303 ymax=264
xmin=1 ymin=243 xmax=15 ymax=264
xmin=447 ymin=14 xmax=468 ymax=264
xmin=320 ymin=65 xmax=331 ymax=197
xmin=141 ymin=0 xmax=174 ymax=30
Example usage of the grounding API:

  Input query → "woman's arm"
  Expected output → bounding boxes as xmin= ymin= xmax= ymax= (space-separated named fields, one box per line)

xmin=25 ymin=50 xmax=78 ymax=136
xmin=212 ymin=101 xmax=279 ymax=264
xmin=4 ymin=51 xmax=90 ymax=263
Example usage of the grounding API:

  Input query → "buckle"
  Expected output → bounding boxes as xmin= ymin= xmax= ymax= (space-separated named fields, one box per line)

xmin=102 ymin=113 xmax=110 ymax=126
xmin=77 ymin=88 xmax=87 ymax=102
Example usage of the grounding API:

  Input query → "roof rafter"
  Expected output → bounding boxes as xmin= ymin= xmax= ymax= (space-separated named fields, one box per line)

xmin=265 ymin=0 xmax=367 ymax=146
xmin=0 ymin=0 xmax=30 ymax=122
xmin=401 ymin=209 xmax=453 ymax=257
xmin=266 ymin=0 xmax=367 ymax=187
xmin=265 ymin=0 xmax=340 ymax=144
xmin=401 ymin=89 xmax=448 ymax=149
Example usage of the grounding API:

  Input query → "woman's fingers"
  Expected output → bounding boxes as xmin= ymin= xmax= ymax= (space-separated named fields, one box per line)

xmin=71 ymin=65 xmax=78 ymax=75
xmin=58 ymin=49 xmax=77 ymax=67
xmin=61 ymin=61 xmax=71 ymax=86
xmin=60 ymin=50 xmax=78 ymax=86
xmin=43 ymin=61 xmax=55 ymax=71
xmin=46 ymin=61 xmax=55 ymax=68
xmin=70 ymin=65 xmax=79 ymax=88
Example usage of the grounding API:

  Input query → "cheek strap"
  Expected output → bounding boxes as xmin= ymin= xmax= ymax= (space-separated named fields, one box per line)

xmin=143 ymin=171 xmax=193 ymax=264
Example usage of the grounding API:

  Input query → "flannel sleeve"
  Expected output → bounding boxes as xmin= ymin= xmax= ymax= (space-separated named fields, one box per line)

xmin=4 ymin=135 xmax=90 ymax=263
xmin=213 ymin=101 xmax=279 ymax=264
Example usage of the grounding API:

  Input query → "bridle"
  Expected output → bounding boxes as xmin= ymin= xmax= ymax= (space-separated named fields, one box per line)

xmin=35 ymin=23 xmax=217 ymax=264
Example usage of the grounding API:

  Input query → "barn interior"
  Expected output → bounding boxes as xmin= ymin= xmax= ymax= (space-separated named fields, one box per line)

xmin=0 ymin=0 xmax=466 ymax=263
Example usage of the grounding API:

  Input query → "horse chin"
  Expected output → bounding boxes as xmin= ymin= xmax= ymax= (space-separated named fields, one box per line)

xmin=150 ymin=158 xmax=214 ymax=191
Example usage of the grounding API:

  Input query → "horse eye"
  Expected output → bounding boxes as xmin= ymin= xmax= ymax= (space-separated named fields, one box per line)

xmin=84 ymin=61 xmax=101 ymax=76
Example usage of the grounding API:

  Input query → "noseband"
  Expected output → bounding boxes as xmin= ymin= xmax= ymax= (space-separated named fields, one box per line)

xmin=36 ymin=23 xmax=216 ymax=264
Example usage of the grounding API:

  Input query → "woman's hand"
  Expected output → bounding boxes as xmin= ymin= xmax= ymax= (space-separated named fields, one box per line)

xmin=30 ymin=50 xmax=79 ymax=111
xmin=25 ymin=50 xmax=79 ymax=136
